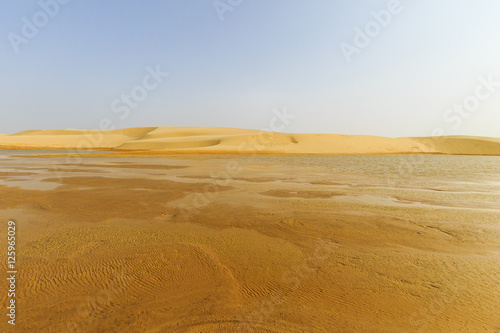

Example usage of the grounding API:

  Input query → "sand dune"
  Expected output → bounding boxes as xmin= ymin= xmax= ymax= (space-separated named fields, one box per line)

xmin=0 ymin=127 xmax=499 ymax=155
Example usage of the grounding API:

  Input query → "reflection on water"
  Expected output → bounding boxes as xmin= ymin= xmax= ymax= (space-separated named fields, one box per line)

xmin=0 ymin=154 xmax=499 ymax=197
xmin=253 ymin=154 xmax=500 ymax=179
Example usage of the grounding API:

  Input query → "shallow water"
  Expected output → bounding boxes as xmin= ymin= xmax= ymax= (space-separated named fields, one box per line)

xmin=1 ymin=154 xmax=499 ymax=203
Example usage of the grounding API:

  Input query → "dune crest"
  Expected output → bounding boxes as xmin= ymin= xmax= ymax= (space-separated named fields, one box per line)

xmin=0 ymin=127 xmax=499 ymax=155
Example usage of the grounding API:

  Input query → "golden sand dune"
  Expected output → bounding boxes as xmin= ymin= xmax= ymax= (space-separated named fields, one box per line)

xmin=0 ymin=127 xmax=157 ymax=150
xmin=411 ymin=136 xmax=500 ymax=155
xmin=0 ymin=126 xmax=499 ymax=155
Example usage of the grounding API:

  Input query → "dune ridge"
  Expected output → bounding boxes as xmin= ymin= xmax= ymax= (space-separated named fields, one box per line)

xmin=0 ymin=127 xmax=499 ymax=155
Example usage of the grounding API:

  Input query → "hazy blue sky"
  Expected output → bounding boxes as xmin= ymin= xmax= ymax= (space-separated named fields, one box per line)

xmin=1 ymin=0 xmax=499 ymax=137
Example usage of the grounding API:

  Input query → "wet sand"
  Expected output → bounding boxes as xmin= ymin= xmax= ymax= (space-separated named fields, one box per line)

xmin=0 ymin=155 xmax=499 ymax=332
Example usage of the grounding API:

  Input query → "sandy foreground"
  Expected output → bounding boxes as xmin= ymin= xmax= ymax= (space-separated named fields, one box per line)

xmin=0 ymin=153 xmax=499 ymax=332
xmin=0 ymin=127 xmax=500 ymax=155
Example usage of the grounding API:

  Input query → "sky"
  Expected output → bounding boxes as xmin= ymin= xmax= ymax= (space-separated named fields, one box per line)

xmin=0 ymin=0 xmax=499 ymax=137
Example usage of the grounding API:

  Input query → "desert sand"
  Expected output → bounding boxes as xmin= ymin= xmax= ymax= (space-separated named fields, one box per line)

xmin=0 ymin=127 xmax=499 ymax=155
xmin=0 ymin=152 xmax=499 ymax=332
